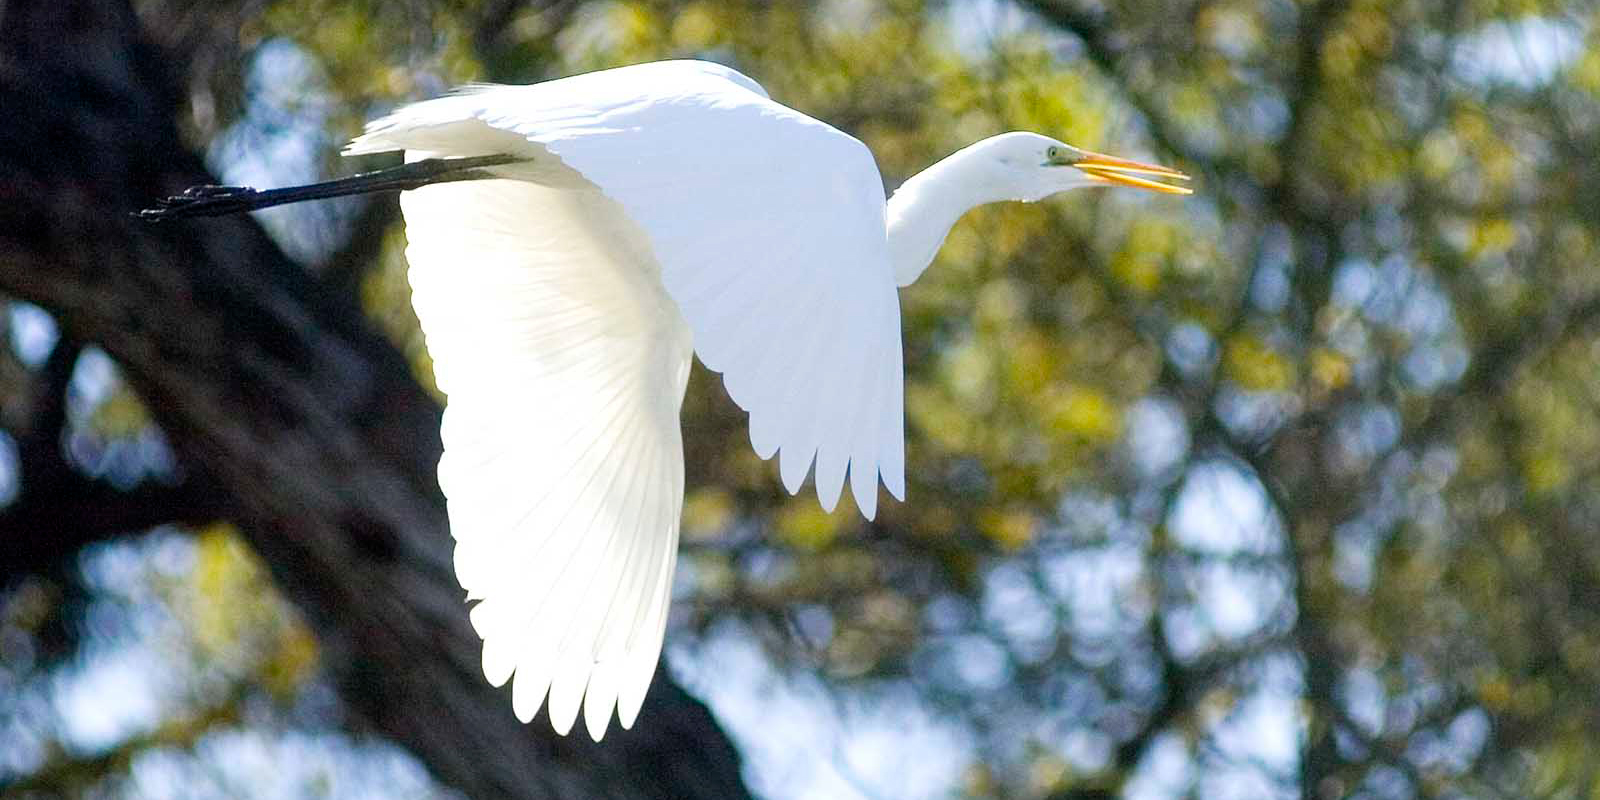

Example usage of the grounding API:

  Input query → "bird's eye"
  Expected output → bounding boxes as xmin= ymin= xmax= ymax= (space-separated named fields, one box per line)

xmin=1046 ymin=146 xmax=1060 ymax=160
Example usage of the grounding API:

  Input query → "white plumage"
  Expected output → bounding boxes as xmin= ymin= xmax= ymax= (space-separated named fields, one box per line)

xmin=340 ymin=58 xmax=1188 ymax=740
xmin=346 ymin=60 xmax=902 ymax=739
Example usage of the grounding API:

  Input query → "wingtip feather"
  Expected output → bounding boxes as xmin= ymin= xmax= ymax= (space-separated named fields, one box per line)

xmin=583 ymin=660 xmax=623 ymax=741
xmin=511 ymin=671 xmax=545 ymax=724
xmin=779 ymin=447 xmax=814 ymax=495
xmin=886 ymin=469 xmax=906 ymax=502
xmin=480 ymin=631 xmax=516 ymax=688
xmin=850 ymin=466 xmax=879 ymax=520
xmin=547 ymin=654 xmax=588 ymax=736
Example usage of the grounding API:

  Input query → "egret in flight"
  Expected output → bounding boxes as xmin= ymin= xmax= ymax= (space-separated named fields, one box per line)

xmin=144 ymin=59 xmax=1189 ymax=741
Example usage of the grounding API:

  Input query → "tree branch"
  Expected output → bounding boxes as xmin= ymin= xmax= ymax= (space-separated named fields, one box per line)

xmin=1 ymin=334 xmax=227 ymax=583
xmin=1011 ymin=1 xmax=1199 ymax=165
xmin=0 ymin=683 xmax=249 ymax=795
xmin=0 ymin=467 xmax=227 ymax=584
xmin=0 ymin=2 xmax=751 ymax=797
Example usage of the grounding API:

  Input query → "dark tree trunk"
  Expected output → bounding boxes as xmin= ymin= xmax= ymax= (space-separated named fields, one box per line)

xmin=0 ymin=1 xmax=751 ymax=797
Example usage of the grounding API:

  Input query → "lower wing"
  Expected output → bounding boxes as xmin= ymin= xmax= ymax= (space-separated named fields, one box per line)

xmin=402 ymin=167 xmax=692 ymax=741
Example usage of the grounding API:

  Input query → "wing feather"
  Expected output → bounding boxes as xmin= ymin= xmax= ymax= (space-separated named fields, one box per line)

xmin=879 ymin=333 xmax=908 ymax=500
xmin=387 ymin=60 xmax=908 ymax=519
xmin=743 ymin=272 xmax=834 ymax=459
xmin=393 ymin=167 xmax=691 ymax=740
xmin=541 ymin=418 xmax=654 ymax=736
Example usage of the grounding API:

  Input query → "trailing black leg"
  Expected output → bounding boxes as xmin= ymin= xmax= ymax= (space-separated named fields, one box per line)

xmin=137 ymin=154 xmax=526 ymax=220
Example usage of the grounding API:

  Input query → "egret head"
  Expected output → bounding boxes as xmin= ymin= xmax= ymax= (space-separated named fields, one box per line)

xmin=969 ymin=131 xmax=1191 ymax=202
xmin=887 ymin=131 xmax=1193 ymax=285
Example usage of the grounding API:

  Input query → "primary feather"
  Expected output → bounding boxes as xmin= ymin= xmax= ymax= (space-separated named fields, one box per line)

xmin=346 ymin=59 xmax=905 ymax=739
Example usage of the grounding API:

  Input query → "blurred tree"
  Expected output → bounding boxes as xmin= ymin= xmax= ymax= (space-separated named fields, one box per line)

xmin=0 ymin=1 xmax=744 ymax=798
xmin=3 ymin=0 xmax=1600 ymax=798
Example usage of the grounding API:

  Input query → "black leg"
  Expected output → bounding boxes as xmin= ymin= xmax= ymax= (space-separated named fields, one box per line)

xmin=137 ymin=154 xmax=527 ymax=221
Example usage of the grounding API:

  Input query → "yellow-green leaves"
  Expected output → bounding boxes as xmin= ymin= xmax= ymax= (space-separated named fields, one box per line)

xmin=1224 ymin=334 xmax=1295 ymax=392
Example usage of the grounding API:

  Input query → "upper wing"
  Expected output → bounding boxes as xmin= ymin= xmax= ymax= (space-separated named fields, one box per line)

xmin=357 ymin=61 xmax=907 ymax=517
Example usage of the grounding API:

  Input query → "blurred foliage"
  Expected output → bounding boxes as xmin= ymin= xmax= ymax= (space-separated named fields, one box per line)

xmin=5 ymin=0 xmax=1600 ymax=797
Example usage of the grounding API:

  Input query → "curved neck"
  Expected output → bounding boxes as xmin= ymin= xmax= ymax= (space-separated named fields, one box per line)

xmin=885 ymin=146 xmax=1012 ymax=287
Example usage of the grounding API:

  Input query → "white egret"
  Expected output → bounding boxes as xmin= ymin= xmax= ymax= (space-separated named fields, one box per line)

xmin=144 ymin=58 xmax=1190 ymax=741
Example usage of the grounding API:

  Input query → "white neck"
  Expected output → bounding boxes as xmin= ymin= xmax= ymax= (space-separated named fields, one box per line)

xmin=885 ymin=146 xmax=1014 ymax=287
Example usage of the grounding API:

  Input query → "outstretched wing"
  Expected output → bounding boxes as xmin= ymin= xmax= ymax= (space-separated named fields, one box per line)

xmin=345 ymin=59 xmax=904 ymax=740
xmin=356 ymin=60 xmax=906 ymax=517
xmin=372 ymin=145 xmax=692 ymax=739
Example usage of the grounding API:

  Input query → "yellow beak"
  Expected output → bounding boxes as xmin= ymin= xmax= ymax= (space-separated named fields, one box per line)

xmin=1074 ymin=151 xmax=1193 ymax=195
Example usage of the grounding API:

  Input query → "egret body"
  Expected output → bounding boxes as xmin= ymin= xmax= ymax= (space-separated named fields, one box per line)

xmin=145 ymin=58 xmax=1189 ymax=741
